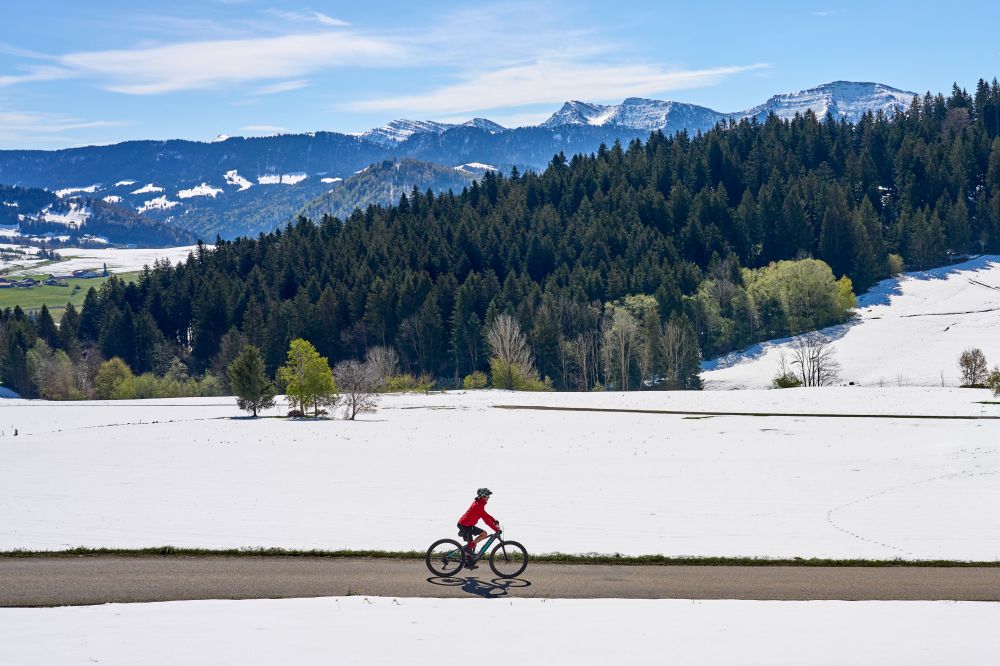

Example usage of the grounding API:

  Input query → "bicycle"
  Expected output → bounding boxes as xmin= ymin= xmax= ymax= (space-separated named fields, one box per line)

xmin=425 ymin=528 xmax=528 ymax=578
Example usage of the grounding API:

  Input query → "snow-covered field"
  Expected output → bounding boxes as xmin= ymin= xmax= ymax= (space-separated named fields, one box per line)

xmin=704 ymin=256 xmax=1000 ymax=389
xmin=1 ymin=388 xmax=998 ymax=559
xmin=2 ymin=596 xmax=997 ymax=665
xmin=2 ymin=245 xmax=203 ymax=275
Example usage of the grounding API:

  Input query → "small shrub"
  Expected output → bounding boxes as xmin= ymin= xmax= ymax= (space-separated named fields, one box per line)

xmin=287 ymin=409 xmax=304 ymax=418
xmin=384 ymin=373 xmax=436 ymax=393
xmin=887 ymin=254 xmax=905 ymax=275
xmin=771 ymin=372 xmax=803 ymax=389
xmin=196 ymin=372 xmax=225 ymax=397
xmin=489 ymin=358 xmax=552 ymax=391
xmin=986 ymin=366 xmax=1000 ymax=397
xmin=462 ymin=371 xmax=488 ymax=390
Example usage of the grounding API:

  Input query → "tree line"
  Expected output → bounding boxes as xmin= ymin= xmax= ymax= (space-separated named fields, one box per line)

xmin=3 ymin=78 xmax=1000 ymax=397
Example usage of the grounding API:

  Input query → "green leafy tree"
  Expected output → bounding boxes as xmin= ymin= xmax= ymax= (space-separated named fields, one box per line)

xmin=94 ymin=357 xmax=134 ymax=400
xmin=227 ymin=345 xmax=276 ymax=417
xmin=278 ymin=338 xmax=337 ymax=416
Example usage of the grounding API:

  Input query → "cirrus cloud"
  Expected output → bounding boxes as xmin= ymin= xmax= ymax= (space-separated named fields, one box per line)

xmin=345 ymin=60 xmax=771 ymax=116
xmin=56 ymin=31 xmax=405 ymax=95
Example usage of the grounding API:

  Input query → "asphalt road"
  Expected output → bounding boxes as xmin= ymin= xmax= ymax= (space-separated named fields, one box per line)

xmin=3 ymin=557 xmax=999 ymax=607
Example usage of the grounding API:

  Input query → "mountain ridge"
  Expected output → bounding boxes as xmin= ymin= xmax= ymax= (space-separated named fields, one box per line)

xmin=0 ymin=80 xmax=921 ymax=241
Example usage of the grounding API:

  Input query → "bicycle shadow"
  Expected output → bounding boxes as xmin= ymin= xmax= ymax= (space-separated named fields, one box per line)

xmin=426 ymin=576 xmax=532 ymax=599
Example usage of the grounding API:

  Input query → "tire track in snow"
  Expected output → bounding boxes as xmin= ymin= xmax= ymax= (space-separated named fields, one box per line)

xmin=826 ymin=469 xmax=999 ymax=557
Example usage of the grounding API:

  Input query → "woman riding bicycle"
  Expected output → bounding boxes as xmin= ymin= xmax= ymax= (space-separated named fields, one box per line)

xmin=457 ymin=487 xmax=499 ymax=568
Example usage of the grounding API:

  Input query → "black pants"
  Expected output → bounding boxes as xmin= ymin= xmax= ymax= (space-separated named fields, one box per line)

xmin=457 ymin=524 xmax=484 ymax=542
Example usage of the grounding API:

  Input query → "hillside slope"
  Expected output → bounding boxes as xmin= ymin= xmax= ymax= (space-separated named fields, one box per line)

xmin=0 ymin=183 xmax=194 ymax=247
xmin=297 ymin=158 xmax=476 ymax=221
xmin=702 ymin=256 xmax=1000 ymax=388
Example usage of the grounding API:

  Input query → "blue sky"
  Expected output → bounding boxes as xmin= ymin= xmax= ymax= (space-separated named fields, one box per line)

xmin=1 ymin=0 xmax=998 ymax=149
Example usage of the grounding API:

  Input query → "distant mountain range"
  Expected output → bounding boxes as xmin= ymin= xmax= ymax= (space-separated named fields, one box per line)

xmin=540 ymin=82 xmax=915 ymax=133
xmin=0 ymin=81 xmax=917 ymax=243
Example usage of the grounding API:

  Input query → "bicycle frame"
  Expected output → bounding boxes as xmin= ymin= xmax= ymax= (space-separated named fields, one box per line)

xmin=467 ymin=531 xmax=503 ymax=563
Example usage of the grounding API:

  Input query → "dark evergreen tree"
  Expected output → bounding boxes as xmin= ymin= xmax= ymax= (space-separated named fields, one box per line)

xmin=227 ymin=344 xmax=275 ymax=417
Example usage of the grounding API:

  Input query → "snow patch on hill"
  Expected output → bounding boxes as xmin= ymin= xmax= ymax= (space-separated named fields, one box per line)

xmin=137 ymin=196 xmax=180 ymax=213
xmin=131 ymin=183 xmax=164 ymax=195
xmin=320 ymin=177 xmax=342 ymax=184
xmin=702 ymin=256 xmax=1000 ymax=389
xmin=455 ymin=162 xmax=498 ymax=173
xmin=54 ymin=185 xmax=100 ymax=198
xmin=177 ymin=183 xmax=223 ymax=199
xmin=224 ymin=170 xmax=253 ymax=191
xmin=41 ymin=202 xmax=89 ymax=226
xmin=257 ymin=173 xmax=307 ymax=185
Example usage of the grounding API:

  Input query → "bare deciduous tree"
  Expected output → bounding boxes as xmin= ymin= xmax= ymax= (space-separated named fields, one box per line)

xmin=364 ymin=345 xmax=399 ymax=390
xmin=334 ymin=360 xmax=379 ymax=420
xmin=958 ymin=348 xmax=988 ymax=386
xmin=561 ymin=331 xmax=600 ymax=391
xmin=484 ymin=314 xmax=533 ymax=368
xmin=660 ymin=315 xmax=701 ymax=390
xmin=601 ymin=307 xmax=640 ymax=390
xmin=484 ymin=314 xmax=536 ymax=389
xmin=790 ymin=335 xmax=840 ymax=387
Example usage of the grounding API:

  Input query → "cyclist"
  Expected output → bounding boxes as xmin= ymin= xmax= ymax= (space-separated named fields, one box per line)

xmin=457 ymin=487 xmax=499 ymax=569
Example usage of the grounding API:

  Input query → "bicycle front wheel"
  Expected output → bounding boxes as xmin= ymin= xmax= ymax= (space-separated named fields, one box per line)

xmin=426 ymin=538 xmax=466 ymax=577
xmin=489 ymin=540 xmax=528 ymax=578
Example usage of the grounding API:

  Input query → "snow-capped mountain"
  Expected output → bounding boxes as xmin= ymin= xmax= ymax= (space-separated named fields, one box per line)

xmin=542 ymin=98 xmax=726 ymax=134
xmin=540 ymin=81 xmax=917 ymax=132
xmin=358 ymin=120 xmax=455 ymax=147
xmin=739 ymin=81 xmax=916 ymax=124
xmin=359 ymin=117 xmax=507 ymax=147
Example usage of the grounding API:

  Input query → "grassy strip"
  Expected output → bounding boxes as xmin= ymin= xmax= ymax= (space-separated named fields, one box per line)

xmin=0 ymin=271 xmax=140 ymax=318
xmin=1 ymin=547 xmax=997 ymax=567
xmin=493 ymin=405 xmax=1000 ymax=420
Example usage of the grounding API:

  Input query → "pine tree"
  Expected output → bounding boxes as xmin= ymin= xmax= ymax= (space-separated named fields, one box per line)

xmin=849 ymin=207 xmax=879 ymax=291
xmin=36 ymin=304 xmax=59 ymax=349
xmin=227 ymin=345 xmax=276 ymax=417
xmin=818 ymin=187 xmax=854 ymax=278
xmin=58 ymin=303 xmax=81 ymax=358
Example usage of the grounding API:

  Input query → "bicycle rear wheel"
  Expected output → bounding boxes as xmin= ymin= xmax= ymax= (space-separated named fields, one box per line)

xmin=425 ymin=538 xmax=466 ymax=577
xmin=489 ymin=540 xmax=528 ymax=578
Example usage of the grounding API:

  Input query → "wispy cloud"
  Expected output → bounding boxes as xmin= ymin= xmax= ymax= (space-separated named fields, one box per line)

xmin=346 ymin=61 xmax=770 ymax=115
xmin=262 ymin=9 xmax=349 ymax=27
xmin=56 ymin=31 xmax=404 ymax=95
xmin=0 ymin=65 xmax=75 ymax=87
xmin=240 ymin=124 xmax=289 ymax=133
xmin=0 ymin=108 xmax=124 ymax=147
xmin=253 ymin=79 xmax=310 ymax=95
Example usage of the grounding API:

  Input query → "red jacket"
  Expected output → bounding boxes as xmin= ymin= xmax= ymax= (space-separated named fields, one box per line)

xmin=458 ymin=498 xmax=499 ymax=530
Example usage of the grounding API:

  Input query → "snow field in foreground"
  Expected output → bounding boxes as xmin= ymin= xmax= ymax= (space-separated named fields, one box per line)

xmin=2 ymin=597 xmax=998 ymax=666
xmin=703 ymin=255 xmax=1000 ymax=389
xmin=1 ymin=389 xmax=998 ymax=559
